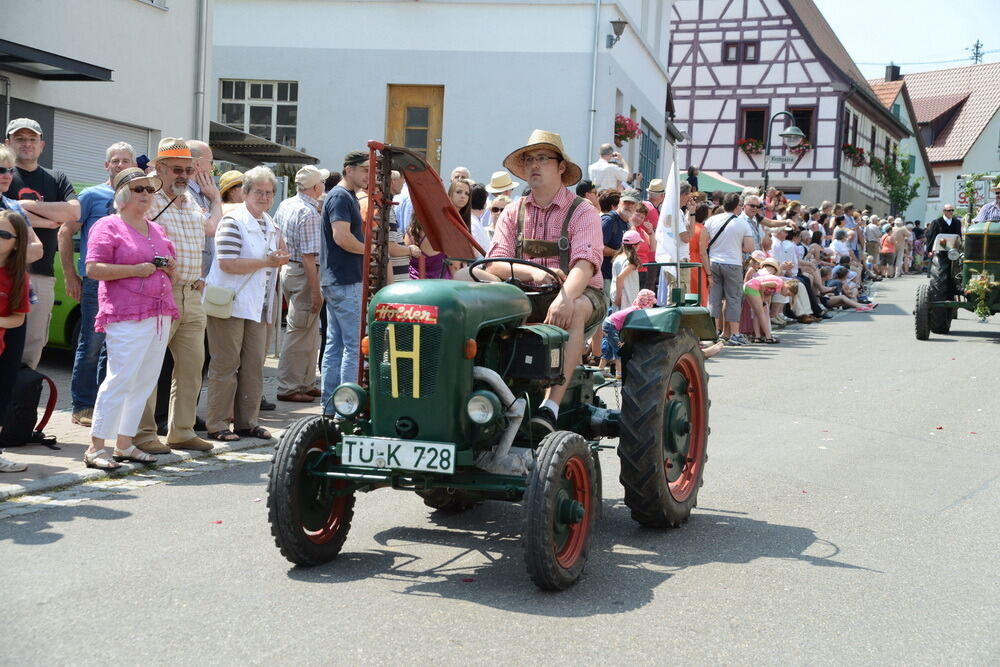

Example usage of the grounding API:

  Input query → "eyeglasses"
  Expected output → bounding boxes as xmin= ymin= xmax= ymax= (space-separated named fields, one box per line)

xmin=0 ymin=230 xmax=16 ymax=240
xmin=491 ymin=207 xmax=504 ymax=213
xmin=943 ymin=209 xmax=954 ymax=212
xmin=250 ymin=189 xmax=275 ymax=198
xmin=0 ymin=167 xmax=14 ymax=175
xmin=131 ymin=185 xmax=158 ymax=194
xmin=519 ymin=155 xmax=560 ymax=166
xmin=168 ymin=166 xmax=195 ymax=176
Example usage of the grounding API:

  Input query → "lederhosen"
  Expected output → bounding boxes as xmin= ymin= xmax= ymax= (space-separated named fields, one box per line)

xmin=514 ymin=195 xmax=585 ymax=321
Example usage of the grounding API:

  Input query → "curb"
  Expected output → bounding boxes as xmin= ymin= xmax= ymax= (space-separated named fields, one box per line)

xmin=0 ymin=436 xmax=276 ymax=502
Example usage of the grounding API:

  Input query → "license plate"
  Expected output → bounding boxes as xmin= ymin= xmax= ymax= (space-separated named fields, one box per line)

xmin=340 ymin=436 xmax=456 ymax=474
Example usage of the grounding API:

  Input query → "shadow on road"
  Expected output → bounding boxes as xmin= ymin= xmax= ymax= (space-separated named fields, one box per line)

xmin=0 ymin=500 xmax=134 ymax=546
xmin=284 ymin=497 xmax=874 ymax=616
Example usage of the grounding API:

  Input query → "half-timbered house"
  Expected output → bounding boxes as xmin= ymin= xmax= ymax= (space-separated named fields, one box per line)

xmin=669 ymin=0 xmax=912 ymax=210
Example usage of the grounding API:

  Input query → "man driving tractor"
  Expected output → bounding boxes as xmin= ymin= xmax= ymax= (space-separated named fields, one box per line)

xmin=458 ymin=130 xmax=608 ymax=435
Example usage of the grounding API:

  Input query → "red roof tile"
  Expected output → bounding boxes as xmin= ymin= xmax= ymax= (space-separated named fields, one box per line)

xmin=901 ymin=62 xmax=1000 ymax=162
xmin=867 ymin=80 xmax=904 ymax=109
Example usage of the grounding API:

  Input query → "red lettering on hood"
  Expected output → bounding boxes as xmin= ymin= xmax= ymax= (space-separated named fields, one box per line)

xmin=373 ymin=303 xmax=439 ymax=325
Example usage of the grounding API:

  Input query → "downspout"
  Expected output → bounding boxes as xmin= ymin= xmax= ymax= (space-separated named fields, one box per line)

xmin=0 ymin=75 xmax=10 ymax=135
xmin=193 ymin=0 xmax=209 ymax=139
xmin=587 ymin=0 xmax=602 ymax=162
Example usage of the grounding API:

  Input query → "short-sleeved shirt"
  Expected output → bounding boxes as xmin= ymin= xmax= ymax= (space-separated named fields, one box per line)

xmin=275 ymin=192 xmax=321 ymax=263
xmin=320 ymin=185 xmax=364 ymax=286
xmin=488 ymin=186 xmax=603 ymax=290
xmin=0 ymin=265 xmax=31 ymax=355
xmin=600 ymin=210 xmax=630 ymax=279
xmin=3 ymin=165 xmax=77 ymax=277
xmin=76 ymin=183 xmax=115 ymax=277
xmin=147 ymin=190 xmax=206 ymax=284
xmin=588 ymin=158 xmax=628 ymax=191
xmin=704 ymin=211 xmax=752 ymax=266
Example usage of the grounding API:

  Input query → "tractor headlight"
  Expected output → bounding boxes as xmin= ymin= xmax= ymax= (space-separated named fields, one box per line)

xmin=948 ymin=248 xmax=960 ymax=261
xmin=467 ymin=391 xmax=502 ymax=425
xmin=332 ymin=383 xmax=367 ymax=417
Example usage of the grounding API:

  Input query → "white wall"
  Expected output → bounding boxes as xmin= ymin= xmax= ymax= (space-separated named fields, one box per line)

xmin=3 ymin=0 xmax=209 ymax=141
xmin=214 ymin=0 xmax=675 ymax=184
xmin=885 ymin=91 xmax=931 ymax=222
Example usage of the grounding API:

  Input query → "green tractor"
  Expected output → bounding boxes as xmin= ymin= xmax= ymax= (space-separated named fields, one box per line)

xmin=915 ymin=220 xmax=1000 ymax=339
xmin=267 ymin=144 xmax=716 ymax=590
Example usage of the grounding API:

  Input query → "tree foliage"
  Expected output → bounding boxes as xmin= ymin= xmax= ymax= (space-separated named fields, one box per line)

xmin=869 ymin=150 xmax=921 ymax=216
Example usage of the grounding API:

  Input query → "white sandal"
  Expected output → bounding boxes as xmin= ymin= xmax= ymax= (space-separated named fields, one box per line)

xmin=113 ymin=445 xmax=157 ymax=464
xmin=0 ymin=455 xmax=27 ymax=473
xmin=84 ymin=448 xmax=122 ymax=470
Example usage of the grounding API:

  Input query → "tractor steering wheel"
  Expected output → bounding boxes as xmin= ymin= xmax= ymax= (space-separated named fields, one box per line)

xmin=468 ymin=257 xmax=563 ymax=297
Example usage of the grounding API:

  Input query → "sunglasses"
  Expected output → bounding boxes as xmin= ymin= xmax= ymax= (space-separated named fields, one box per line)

xmin=168 ymin=166 xmax=195 ymax=176
xmin=131 ymin=185 xmax=158 ymax=194
xmin=491 ymin=207 xmax=504 ymax=213
xmin=0 ymin=167 xmax=14 ymax=175
xmin=943 ymin=209 xmax=954 ymax=212
xmin=746 ymin=203 xmax=760 ymax=208
xmin=0 ymin=230 xmax=15 ymax=240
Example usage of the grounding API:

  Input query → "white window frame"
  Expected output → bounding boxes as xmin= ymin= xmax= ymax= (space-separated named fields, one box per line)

xmin=218 ymin=79 xmax=299 ymax=147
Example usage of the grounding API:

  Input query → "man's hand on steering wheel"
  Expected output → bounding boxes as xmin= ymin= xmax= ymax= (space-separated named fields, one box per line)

xmin=467 ymin=257 xmax=564 ymax=296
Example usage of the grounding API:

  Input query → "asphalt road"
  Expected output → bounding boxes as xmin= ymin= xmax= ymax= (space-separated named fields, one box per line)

xmin=3 ymin=275 xmax=998 ymax=665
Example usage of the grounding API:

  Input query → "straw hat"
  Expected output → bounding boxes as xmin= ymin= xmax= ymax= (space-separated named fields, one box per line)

xmin=112 ymin=167 xmax=162 ymax=193
xmin=151 ymin=137 xmax=193 ymax=164
xmin=485 ymin=170 xmax=520 ymax=194
xmin=218 ymin=170 xmax=245 ymax=197
xmin=647 ymin=178 xmax=665 ymax=193
xmin=761 ymin=258 xmax=782 ymax=273
xmin=502 ymin=129 xmax=582 ymax=186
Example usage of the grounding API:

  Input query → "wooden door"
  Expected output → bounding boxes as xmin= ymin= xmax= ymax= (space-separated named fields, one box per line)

xmin=386 ymin=85 xmax=444 ymax=172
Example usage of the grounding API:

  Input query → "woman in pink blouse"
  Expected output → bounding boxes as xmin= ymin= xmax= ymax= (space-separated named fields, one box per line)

xmin=83 ymin=168 xmax=179 ymax=470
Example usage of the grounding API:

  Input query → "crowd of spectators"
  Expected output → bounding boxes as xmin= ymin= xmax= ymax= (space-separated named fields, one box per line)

xmin=0 ymin=116 xmax=970 ymax=472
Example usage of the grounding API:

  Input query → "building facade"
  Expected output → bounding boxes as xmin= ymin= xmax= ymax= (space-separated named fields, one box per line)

xmin=1 ymin=0 xmax=211 ymax=186
xmin=669 ymin=0 xmax=911 ymax=211
xmin=213 ymin=0 xmax=682 ymax=188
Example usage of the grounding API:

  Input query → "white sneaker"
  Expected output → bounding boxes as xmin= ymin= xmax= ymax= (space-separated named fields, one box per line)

xmin=0 ymin=455 xmax=27 ymax=473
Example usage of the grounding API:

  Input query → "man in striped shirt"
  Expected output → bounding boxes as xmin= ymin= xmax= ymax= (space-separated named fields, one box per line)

xmin=973 ymin=185 xmax=1000 ymax=223
xmin=134 ymin=138 xmax=221 ymax=454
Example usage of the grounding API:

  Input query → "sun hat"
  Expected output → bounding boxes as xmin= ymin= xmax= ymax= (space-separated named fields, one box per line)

xmin=6 ymin=118 xmax=42 ymax=137
xmin=761 ymin=258 xmax=782 ymax=273
xmin=112 ymin=167 xmax=162 ymax=193
xmin=620 ymin=188 xmax=642 ymax=203
xmin=502 ymin=129 xmax=582 ymax=186
xmin=992 ymin=184 xmax=1000 ymax=192
xmin=622 ymin=230 xmax=642 ymax=245
xmin=632 ymin=289 xmax=657 ymax=309
xmin=485 ymin=170 xmax=520 ymax=194
xmin=647 ymin=178 xmax=665 ymax=193
xmin=218 ymin=170 xmax=245 ymax=197
xmin=294 ymin=165 xmax=330 ymax=189
xmin=152 ymin=137 xmax=193 ymax=164
xmin=750 ymin=250 xmax=769 ymax=264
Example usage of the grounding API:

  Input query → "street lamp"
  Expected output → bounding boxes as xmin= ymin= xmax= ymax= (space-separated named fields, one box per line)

xmin=762 ymin=111 xmax=805 ymax=193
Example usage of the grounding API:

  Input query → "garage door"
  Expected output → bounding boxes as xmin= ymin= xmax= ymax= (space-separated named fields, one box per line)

xmin=52 ymin=110 xmax=153 ymax=187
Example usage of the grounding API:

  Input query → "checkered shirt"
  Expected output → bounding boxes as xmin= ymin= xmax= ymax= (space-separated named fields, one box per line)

xmin=274 ymin=192 xmax=321 ymax=263
xmin=148 ymin=190 xmax=207 ymax=283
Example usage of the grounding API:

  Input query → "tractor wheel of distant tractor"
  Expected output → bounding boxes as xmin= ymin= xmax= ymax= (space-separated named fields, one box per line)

xmin=268 ymin=416 xmax=355 ymax=566
xmin=416 ymin=488 xmax=480 ymax=513
xmin=914 ymin=284 xmax=931 ymax=340
xmin=523 ymin=431 xmax=597 ymax=591
xmin=619 ymin=328 xmax=709 ymax=528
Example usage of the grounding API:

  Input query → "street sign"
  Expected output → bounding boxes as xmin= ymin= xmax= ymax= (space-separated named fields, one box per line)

xmin=766 ymin=154 xmax=796 ymax=165
xmin=955 ymin=179 xmax=990 ymax=209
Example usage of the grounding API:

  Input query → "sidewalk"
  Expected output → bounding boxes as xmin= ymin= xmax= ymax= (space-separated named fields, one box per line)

xmin=0 ymin=351 xmax=322 ymax=501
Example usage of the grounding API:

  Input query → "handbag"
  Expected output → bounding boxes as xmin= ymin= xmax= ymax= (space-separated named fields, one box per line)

xmin=203 ymin=273 xmax=255 ymax=319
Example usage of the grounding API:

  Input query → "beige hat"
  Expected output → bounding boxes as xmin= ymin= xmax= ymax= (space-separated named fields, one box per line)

xmin=6 ymin=118 xmax=42 ymax=137
xmin=761 ymin=258 xmax=782 ymax=273
xmin=485 ymin=170 xmax=520 ymax=194
xmin=152 ymin=137 xmax=193 ymax=164
xmin=294 ymin=165 xmax=330 ymax=189
xmin=647 ymin=178 xmax=665 ymax=193
xmin=218 ymin=170 xmax=244 ymax=197
xmin=112 ymin=167 xmax=163 ymax=193
xmin=502 ymin=129 xmax=582 ymax=186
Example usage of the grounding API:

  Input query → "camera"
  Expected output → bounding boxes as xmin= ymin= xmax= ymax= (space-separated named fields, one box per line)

xmin=152 ymin=256 xmax=169 ymax=268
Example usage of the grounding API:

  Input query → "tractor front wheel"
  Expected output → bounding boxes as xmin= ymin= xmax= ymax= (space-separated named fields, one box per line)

xmin=268 ymin=416 xmax=355 ymax=566
xmin=619 ymin=328 xmax=709 ymax=527
xmin=523 ymin=431 xmax=597 ymax=591
xmin=915 ymin=283 xmax=931 ymax=340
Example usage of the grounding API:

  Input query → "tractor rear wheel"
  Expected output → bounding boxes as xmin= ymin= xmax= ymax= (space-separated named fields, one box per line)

xmin=416 ymin=488 xmax=480 ymax=513
xmin=268 ymin=416 xmax=355 ymax=566
xmin=619 ymin=328 xmax=709 ymax=528
xmin=914 ymin=284 xmax=931 ymax=340
xmin=523 ymin=431 xmax=597 ymax=591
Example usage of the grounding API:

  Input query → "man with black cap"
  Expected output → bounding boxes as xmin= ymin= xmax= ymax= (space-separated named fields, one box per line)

xmin=319 ymin=150 xmax=369 ymax=411
xmin=3 ymin=118 xmax=80 ymax=369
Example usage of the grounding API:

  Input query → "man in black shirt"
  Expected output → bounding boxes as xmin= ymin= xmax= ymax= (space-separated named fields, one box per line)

xmin=925 ymin=204 xmax=962 ymax=256
xmin=3 ymin=118 xmax=80 ymax=368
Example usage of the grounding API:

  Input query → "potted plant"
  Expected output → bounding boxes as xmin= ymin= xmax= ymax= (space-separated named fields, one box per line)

xmin=613 ymin=114 xmax=641 ymax=146
xmin=842 ymin=144 xmax=866 ymax=167
xmin=737 ymin=138 xmax=764 ymax=156
xmin=789 ymin=138 xmax=812 ymax=157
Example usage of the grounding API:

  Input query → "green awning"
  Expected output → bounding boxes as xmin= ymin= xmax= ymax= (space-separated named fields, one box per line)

xmin=695 ymin=170 xmax=747 ymax=193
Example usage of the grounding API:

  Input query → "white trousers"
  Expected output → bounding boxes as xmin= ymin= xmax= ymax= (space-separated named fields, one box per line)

xmin=91 ymin=316 xmax=171 ymax=441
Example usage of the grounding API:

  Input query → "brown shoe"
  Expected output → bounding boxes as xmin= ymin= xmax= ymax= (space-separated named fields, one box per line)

xmin=134 ymin=438 xmax=171 ymax=455
xmin=170 ymin=436 xmax=214 ymax=452
xmin=305 ymin=387 xmax=321 ymax=397
xmin=72 ymin=408 xmax=94 ymax=426
xmin=277 ymin=392 xmax=315 ymax=403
